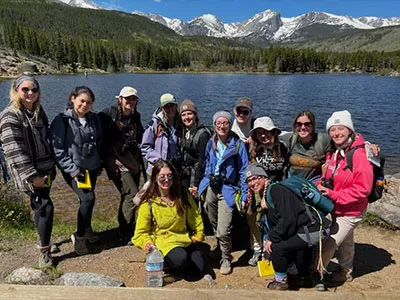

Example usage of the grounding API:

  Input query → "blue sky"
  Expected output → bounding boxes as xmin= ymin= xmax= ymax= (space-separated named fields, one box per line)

xmin=95 ymin=0 xmax=400 ymax=23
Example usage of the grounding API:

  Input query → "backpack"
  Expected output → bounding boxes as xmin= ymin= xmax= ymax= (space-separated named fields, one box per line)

xmin=345 ymin=144 xmax=386 ymax=203
xmin=192 ymin=125 xmax=213 ymax=150
xmin=266 ymin=176 xmax=333 ymax=247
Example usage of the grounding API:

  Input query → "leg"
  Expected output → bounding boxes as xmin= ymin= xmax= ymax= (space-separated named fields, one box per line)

xmin=187 ymin=245 xmax=205 ymax=274
xmin=120 ymin=172 xmax=139 ymax=232
xmin=164 ymin=247 xmax=189 ymax=271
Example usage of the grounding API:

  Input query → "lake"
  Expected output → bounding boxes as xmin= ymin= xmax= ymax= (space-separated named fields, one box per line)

xmin=1 ymin=73 xmax=399 ymax=174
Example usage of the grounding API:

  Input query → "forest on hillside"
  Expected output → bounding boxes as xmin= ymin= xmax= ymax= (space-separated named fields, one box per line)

xmin=1 ymin=0 xmax=400 ymax=73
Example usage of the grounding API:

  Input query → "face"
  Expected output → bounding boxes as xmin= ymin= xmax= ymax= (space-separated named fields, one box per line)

xmin=162 ymin=103 xmax=177 ymax=120
xmin=234 ymin=106 xmax=251 ymax=125
xmin=16 ymin=80 xmax=39 ymax=110
xmin=247 ymin=176 xmax=268 ymax=193
xmin=254 ymin=128 xmax=275 ymax=146
xmin=215 ymin=117 xmax=230 ymax=139
xmin=329 ymin=125 xmax=352 ymax=146
xmin=119 ymin=95 xmax=138 ymax=112
xmin=295 ymin=115 xmax=314 ymax=141
xmin=181 ymin=111 xmax=196 ymax=128
xmin=157 ymin=166 xmax=174 ymax=192
xmin=71 ymin=92 xmax=93 ymax=118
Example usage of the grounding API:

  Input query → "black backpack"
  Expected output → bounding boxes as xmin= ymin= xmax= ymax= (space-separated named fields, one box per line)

xmin=345 ymin=145 xmax=386 ymax=203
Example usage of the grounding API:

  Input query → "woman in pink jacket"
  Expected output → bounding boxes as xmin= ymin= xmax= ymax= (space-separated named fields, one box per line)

xmin=317 ymin=110 xmax=373 ymax=287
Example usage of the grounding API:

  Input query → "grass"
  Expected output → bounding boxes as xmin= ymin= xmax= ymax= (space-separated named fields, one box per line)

xmin=360 ymin=212 xmax=398 ymax=231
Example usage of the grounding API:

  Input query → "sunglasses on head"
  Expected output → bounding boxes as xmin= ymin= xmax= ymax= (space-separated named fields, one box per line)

xmin=236 ymin=108 xmax=250 ymax=116
xmin=295 ymin=121 xmax=312 ymax=127
xmin=21 ymin=87 xmax=39 ymax=93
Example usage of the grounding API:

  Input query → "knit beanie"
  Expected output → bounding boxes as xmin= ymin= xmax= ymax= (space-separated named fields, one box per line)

xmin=180 ymin=99 xmax=198 ymax=115
xmin=160 ymin=93 xmax=177 ymax=107
xmin=245 ymin=163 xmax=268 ymax=180
xmin=213 ymin=111 xmax=233 ymax=125
xmin=326 ymin=110 xmax=355 ymax=132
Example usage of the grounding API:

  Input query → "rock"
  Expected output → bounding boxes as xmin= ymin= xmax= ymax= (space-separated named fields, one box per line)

xmin=367 ymin=174 xmax=400 ymax=228
xmin=60 ymin=272 xmax=125 ymax=287
xmin=203 ymin=274 xmax=216 ymax=286
xmin=18 ymin=61 xmax=39 ymax=74
xmin=6 ymin=267 xmax=50 ymax=285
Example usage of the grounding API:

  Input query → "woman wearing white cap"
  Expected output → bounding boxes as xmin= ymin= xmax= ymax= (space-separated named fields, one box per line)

xmin=316 ymin=110 xmax=373 ymax=287
xmin=97 ymin=86 xmax=145 ymax=244
xmin=246 ymin=116 xmax=288 ymax=266
xmin=198 ymin=111 xmax=249 ymax=275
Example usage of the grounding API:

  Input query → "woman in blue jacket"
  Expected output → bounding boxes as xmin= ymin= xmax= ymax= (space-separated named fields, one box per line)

xmin=50 ymin=86 xmax=102 ymax=256
xmin=198 ymin=111 xmax=249 ymax=275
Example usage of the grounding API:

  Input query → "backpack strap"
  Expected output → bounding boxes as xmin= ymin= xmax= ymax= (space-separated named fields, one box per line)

xmin=345 ymin=144 xmax=365 ymax=171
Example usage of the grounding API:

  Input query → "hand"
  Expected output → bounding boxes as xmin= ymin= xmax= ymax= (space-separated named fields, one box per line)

xmin=189 ymin=186 xmax=198 ymax=198
xmin=74 ymin=173 xmax=85 ymax=182
xmin=144 ymin=242 xmax=154 ymax=253
xmin=261 ymin=198 xmax=268 ymax=209
xmin=31 ymin=176 xmax=47 ymax=188
xmin=369 ymin=143 xmax=380 ymax=156
xmin=317 ymin=184 xmax=330 ymax=196
xmin=264 ymin=239 xmax=272 ymax=255
xmin=244 ymin=136 xmax=253 ymax=144
xmin=241 ymin=201 xmax=247 ymax=210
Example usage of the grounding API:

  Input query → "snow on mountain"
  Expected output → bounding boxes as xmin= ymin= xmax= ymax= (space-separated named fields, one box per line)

xmin=358 ymin=16 xmax=400 ymax=28
xmin=57 ymin=0 xmax=102 ymax=9
xmin=186 ymin=14 xmax=227 ymax=37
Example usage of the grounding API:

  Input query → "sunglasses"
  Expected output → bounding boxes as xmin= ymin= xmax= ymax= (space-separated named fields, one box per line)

xmin=123 ymin=96 xmax=138 ymax=102
xmin=295 ymin=122 xmax=313 ymax=127
xmin=158 ymin=174 xmax=174 ymax=181
xmin=236 ymin=108 xmax=250 ymax=116
xmin=21 ymin=87 xmax=39 ymax=93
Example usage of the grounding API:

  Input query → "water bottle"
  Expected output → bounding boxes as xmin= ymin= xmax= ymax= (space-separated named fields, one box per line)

xmin=145 ymin=246 xmax=164 ymax=287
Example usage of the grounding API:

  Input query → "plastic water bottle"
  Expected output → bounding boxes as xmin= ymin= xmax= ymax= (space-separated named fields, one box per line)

xmin=145 ymin=246 xmax=164 ymax=287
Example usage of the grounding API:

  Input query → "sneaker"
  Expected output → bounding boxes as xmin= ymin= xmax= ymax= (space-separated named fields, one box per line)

xmin=85 ymin=227 xmax=100 ymax=243
xmin=248 ymin=250 xmax=261 ymax=266
xmin=267 ymin=279 xmax=289 ymax=291
xmin=220 ymin=259 xmax=232 ymax=275
xmin=71 ymin=232 xmax=89 ymax=255
xmin=38 ymin=246 xmax=54 ymax=268
xmin=315 ymin=280 xmax=327 ymax=292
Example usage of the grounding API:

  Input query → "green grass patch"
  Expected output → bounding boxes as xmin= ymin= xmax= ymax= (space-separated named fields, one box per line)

xmin=361 ymin=212 xmax=398 ymax=230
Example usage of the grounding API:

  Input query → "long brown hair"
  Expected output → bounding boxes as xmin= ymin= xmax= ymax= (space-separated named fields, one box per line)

xmin=293 ymin=110 xmax=316 ymax=133
xmin=249 ymin=129 xmax=281 ymax=161
xmin=9 ymin=76 xmax=41 ymax=120
xmin=140 ymin=159 xmax=190 ymax=216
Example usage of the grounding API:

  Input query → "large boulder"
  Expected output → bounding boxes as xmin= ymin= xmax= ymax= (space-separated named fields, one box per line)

xmin=17 ymin=61 xmax=39 ymax=74
xmin=5 ymin=267 xmax=52 ymax=285
xmin=367 ymin=174 xmax=400 ymax=229
xmin=60 ymin=272 xmax=125 ymax=287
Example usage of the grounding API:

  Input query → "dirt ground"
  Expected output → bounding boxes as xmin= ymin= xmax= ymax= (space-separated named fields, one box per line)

xmin=0 ymin=173 xmax=399 ymax=291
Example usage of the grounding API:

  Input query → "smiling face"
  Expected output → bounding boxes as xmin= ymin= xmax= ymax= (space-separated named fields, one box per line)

xmin=254 ymin=128 xmax=275 ymax=146
xmin=329 ymin=125 xmax=352 ymax=147
xmin=215 ymin=117 xmax=230 ymax=140
xmin=294 ymin=115 xmax=314 ymax=142
xmin=119 ymin=95 xmax=138 ymax=113
xmin=157 ymin=166 xmax=174 ymax=194
xmin=234 ymin=106 xmax=251 ymax=125
xmin=71 ymin=92 xmax=93 ymax=118
xmin=16 ymin=80 xmax=39 ymax=110
xmin=247 ymin=176 xmax=268 ymax=193
xmin=181 ymin=110 xmax=196 ymax=128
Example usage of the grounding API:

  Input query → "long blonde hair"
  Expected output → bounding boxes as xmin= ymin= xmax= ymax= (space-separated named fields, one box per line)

xmin=9 ymin=76 xmax=41 ymax=121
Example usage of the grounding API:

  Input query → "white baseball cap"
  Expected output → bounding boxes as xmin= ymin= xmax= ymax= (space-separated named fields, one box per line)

xmin=115 ymin=86 xmax=139 ymax=99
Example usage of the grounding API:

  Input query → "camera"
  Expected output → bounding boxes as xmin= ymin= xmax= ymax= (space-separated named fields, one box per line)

xmin=209 ymin=175 xmax=224 ymax=192
xmin=321 ymin=177 xmax=334 ymax=189
xmin=82 ymin=142 xmax=96 ymax=158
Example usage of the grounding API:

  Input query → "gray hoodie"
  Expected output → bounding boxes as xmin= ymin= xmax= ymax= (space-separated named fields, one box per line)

xmin=50 ymin=108 xmax=102 ymax=177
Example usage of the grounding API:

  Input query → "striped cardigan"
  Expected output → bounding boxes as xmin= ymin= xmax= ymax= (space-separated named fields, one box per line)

xmin=0 ymin=105 xmax=56 ymax=192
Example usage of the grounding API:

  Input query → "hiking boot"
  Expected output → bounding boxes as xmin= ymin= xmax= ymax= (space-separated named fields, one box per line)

xmin=220 ymin=259 xmax=232 ymax=275
xmin=85 ymin=227 xmax=100 ymax=243
xmin=71 ymin=232 xmax=89 ymax=255
xmin=248 ymin=250 xmax=261 ymax=266
xmin=315 ymin=280 xmax=327 ymax=292
xmin=267 ymin=279 xmax=289 ymax=291
xmin=38 ymin=245 xmax=54 ymax=268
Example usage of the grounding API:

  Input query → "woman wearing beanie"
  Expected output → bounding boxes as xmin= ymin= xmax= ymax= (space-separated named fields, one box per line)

xmin=317 ymin=110 xmax=373 ymax=287
xmin=246 ymin=117 xmax=288 ymax=266
xmin=97 ymin=86 xmax=145 ymax=244
xmin=141 ymin=93 xmax=181 ymax=176
xmin=198 ymin=111 xmax=249 ymax=275
xmin=0 ymin=75 xmax=56 ymax=267
xmin=179 ymin=99 xmax=211 ymax=198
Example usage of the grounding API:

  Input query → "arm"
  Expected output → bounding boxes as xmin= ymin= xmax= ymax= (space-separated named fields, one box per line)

xmin=132 ymin=202 xmax=154 ymax=251
xmin=50 ymin=115 xmax=80 ymax=177
xmin=186 ymin=194 xmax=204 ymax=242
xmin=140 ymin=121 xmax=161 ymax=165
xmin=327 ymin=150 xmax=373 ymax=206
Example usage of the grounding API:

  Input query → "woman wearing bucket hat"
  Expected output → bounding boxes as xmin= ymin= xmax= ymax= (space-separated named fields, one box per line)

xmin=246 ymin=117 xmax=288 ymax=266
xmin=97 ymin=86 xmax=145 ymax=244
xmin=141 ymin=93 xmax=182 ymax=176
xmin=179 ymin=99 xmax=212 ymax=198
xmin=198 ymin=111 xmax=249 ymax=275
xmin=315 ymin=110 xmax=373 ymax=288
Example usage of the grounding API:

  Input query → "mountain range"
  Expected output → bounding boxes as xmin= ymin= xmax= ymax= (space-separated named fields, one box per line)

xmin=52 ymin=0 xmax=400 ymax=47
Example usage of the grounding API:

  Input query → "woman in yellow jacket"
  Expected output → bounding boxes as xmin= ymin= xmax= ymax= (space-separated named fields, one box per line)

xmin=132 ymin=159 xmax=205 ymax=275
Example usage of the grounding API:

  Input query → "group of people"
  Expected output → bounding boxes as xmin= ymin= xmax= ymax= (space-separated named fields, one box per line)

xmin=0 ymin=75 xmax=375 ymax=291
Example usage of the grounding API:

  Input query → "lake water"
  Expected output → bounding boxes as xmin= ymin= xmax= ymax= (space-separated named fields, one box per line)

xmin=1 ymin=73 xmax=399 ymax=174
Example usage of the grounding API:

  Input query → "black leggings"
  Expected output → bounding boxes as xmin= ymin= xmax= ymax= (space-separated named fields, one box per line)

xmin=63 ymin=171 xmax=98 ymax=237
xmin=271 ymin=234 xmax=314 ymax=276
xmin=164 ymin=245 xmax=204 ymax=275
xmin=27 ymin=188 xmax=54 ymax=247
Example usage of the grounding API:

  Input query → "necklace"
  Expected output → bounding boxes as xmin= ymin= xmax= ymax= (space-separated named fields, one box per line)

xmin=160 ymin=196 xmax=174 ymax=207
